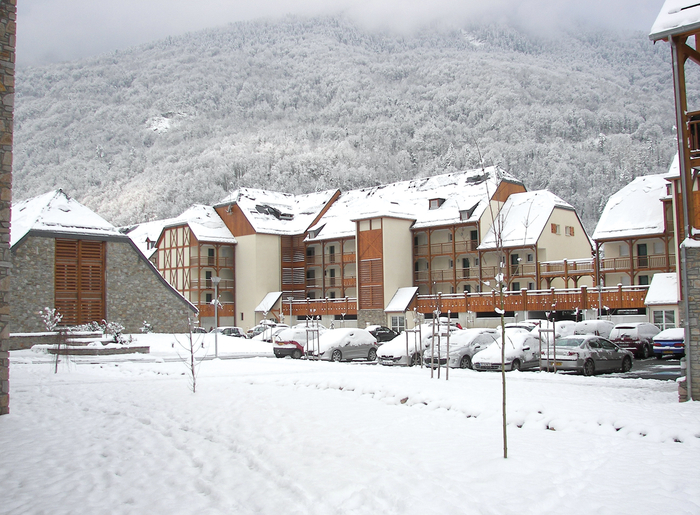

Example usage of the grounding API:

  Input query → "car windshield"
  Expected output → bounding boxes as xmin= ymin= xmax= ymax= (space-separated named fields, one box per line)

xmin=554 ymin=338 xmax=584 ymax=348
xmin=612 ymin=327 xmax=636 ymax=338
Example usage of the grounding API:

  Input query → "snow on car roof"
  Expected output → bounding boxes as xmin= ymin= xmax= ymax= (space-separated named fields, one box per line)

xmin=11 ymin=189 xmax=122 ymax=247
xmin=592 ymin=175 xmax=668 ymax=241
xmin=653 ymin=327 xmax=684 ymax=341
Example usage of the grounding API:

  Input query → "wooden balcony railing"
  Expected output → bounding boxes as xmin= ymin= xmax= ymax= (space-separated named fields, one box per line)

xmin=197 ymin=302 xmax=235 ymax=318
xmin=288 ymin=297 xmax=358 ymax=316
xmin=190 ymin=278 xmax=235 ymax=290
xmin=189 ymin=256 xmax=235 ymax=268
xmin=415 ymin=285 xmax=649 ymax=314
xmin=414 ymin=240 xmax=478 ymax=256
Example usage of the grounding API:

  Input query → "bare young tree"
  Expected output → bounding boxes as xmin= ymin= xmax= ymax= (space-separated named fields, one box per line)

xmin=174 ymin=317 xmax=204 ymax=393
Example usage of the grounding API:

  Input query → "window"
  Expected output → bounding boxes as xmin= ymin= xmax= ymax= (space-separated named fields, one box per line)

xmin=463 ymin=284 xmax=472 ymax=293
xmin=306 ymin=270 xmax=315 ymax=279
xmin=527 ymin=282 xmax=535 ymax=290
xmin=551 ymin=223 xmax=560 ymax=234
xmin=653 ymin=310 xmax=676 ymax=330
xmin=391 ymin=315 xmax=405 ymax=333
xmin=449 ymin=259 xmax=454 ymax=268
xmin=205 ymin=293 xmax=213 ymax=303
xmin=565 ymin=226 xmax=575 ymax=236
xmin=527 ymin=253 xmax=534 ymax=262
xmin=429 ymin=198 xmax=445 ymax=210
xmin=307 ymin=246 xmax=315 ymax=257
xmin=653 ymin=241 xmax=664 ymax=255
xmin=638 ymin=275 xmax=649 ymax=286
xmin=470 ymin=230 xmax=478 ymax=241
xmin=620 ymin=245 xmax=629 ymax=257
xmin=448 ymin=233 xmax=453 ymax=242
xmin=329 ymin=291 xmax=336 ymax=299
xmin=512 ymin=282 xmax=521 ymax=291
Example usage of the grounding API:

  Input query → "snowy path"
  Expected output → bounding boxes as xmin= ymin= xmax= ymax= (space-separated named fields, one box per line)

xmin=1 ymin=357 xmax=699 ymax=515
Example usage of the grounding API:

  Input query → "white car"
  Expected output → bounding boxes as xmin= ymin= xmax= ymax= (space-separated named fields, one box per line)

xmin=273 ymin=326 xmax=325 ymax=359
xmin=377 ymin=331 xmax=425 ymax=366
xmin=424 ymin=328 xmax=500 ymax=369
xmin=573 ymin=320 xmax=614 ymax=338
xmin=316 ymin=328 xmax=379 ymax=362
xmin=472 ymin=329 xmax=541 ymax=371
xmin=531 ymin=320 xmax=576 ymax=340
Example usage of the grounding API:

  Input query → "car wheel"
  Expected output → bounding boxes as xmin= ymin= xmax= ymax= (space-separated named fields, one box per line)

xmin=331 ymin=349 xmax=342 ymax=362
xmin=410 ymin=353 xmax=421 ymax=367
xmin=511 ymin=359 xmax=521 ymax=371
xmin=583 ymin=359 xmax=595 ymax=376
xmin=621 ymin=356 xmax=632 ymax=373
xmin=292 ymin=349 xmax=302 ymax=360
xmin=459 ymin=355 xmax=472 ymax=369
xmin=638 ymin=344 xmax=650 ymax=360
xmin=367 ymin=348 xmax=377 ymax=361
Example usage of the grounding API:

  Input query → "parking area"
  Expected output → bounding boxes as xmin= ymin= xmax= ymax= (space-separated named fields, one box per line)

xmin=623 ymin=357 xmax=683 ymax=381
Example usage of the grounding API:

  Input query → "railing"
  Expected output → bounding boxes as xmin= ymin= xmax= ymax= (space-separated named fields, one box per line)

xmin=687 ymin=110 xmax=700 ymax=160
xmin=197 ymin=302 xmax=235 ymax=318
xmin=189 ymin=256 xmax=235 ymax=268
xmin=288 ymin=297 xmax=358 ymax=316
xmin=414 ymin=240 xmax=478 ymax=256
xmin=415 ymin=285 xmax=649 ymax=314
xmin=539 ymin=259 xmax=596 ymax=276
xmin=599 ymin=255 xmax=674 ymax=271
xmin=189 ymin=278 xmax=235 ymax=290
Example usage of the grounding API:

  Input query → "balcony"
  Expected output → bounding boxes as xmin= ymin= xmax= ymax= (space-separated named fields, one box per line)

xmin=599 ymin=255 xmax=675 ymax=272
xmin=539 ymin=259 xmax=595 ymax=277
xmin=415 ymin=284 xmax=649 ymax=314
xmin=288 ymin=297 xmax=358 ymax=316
xmin=414 ymin=240 xmax=478 ymax=256
xmin=190 ymin=278 xmax=235 ymax=290
xmin=198 ymin=302 xmax=235 ymax=318
xmin=189 ymin=256 xmax=235 ymax=268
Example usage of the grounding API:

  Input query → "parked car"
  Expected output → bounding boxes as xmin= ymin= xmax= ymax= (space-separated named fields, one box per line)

xmin=573 ymin=320 xmax=615 ymax=338
xmin=377 ymin=331 xmax=425 ymax=366
xmin=505 ymin=319 xmax=546 ymax=331
xmin=366 ymin=325 xmax=399 ymax=343
xmin=541 ymin=334 xmax=634 ymax=375
xmin=251 ymin=325 xmax=289 ymax=342
xmin=272 ymin=327 xmax=324 ymax=359
xmin=423 ymin=328 xmax=499 ymax=369
xmin=316 ymin=328 xmax=379 ymax=362
xmin=609 ymin=322 xmax=660 ymax=359
xmin=246 ymin=322 xmax=288 ymax=340
xmin=531 ymin=320 xmax=576 ymax=340
xmin=192 ymin=327 xmax=208 ymax=334
xmin=652 ymin=327 xmax=685 ymax=359
xmin=211 ymin=326 xmax=245 ymax=338
xmin=472 ymin=329 xmax=541 ymax=371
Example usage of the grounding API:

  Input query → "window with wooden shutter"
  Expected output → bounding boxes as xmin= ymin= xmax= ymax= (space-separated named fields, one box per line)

xmin=55 ymin=239 xmax=105 ymax=326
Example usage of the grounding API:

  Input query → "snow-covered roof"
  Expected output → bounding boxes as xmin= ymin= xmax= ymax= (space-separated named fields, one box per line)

xmin=664 ymin=154 xmax=680 ymax=180
xmin=165 ymin=205 xmax=236 ymax=244
xmin=11 ymin=190 xmax=122 ymax=248
xmin=307 ymin=167 xmax=518 ymax=242
xmin=650 ymin=0 xmax=700 ymax=41
xmin=215 ymin=188 xmax=338 ymax=236
xmin=478 ymin=190 xmax=573 ymax=250
xmin=592 ymin=175 xmax=668 ymax=241
xmin=385 ymin=287 xmax=419 ymax=313
xmin=645 ymin=273 xmax=679 ymax=306
xmin=255 ymin=292 xmax=283 ymax=313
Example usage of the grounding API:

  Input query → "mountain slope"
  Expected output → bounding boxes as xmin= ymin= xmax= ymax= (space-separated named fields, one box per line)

xmin=14 ymin=16 xmax=684 ymax=230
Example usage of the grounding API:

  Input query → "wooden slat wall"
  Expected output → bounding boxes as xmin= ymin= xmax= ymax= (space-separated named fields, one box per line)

xmin=357 ymin=226 xmax=383 ymax=309
xmin=55 ymin=239 xmax=106 ymax=325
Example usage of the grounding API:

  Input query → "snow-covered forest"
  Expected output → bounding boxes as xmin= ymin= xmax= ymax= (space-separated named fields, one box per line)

xmin=14 ymin=16 xmax=693 ymax=230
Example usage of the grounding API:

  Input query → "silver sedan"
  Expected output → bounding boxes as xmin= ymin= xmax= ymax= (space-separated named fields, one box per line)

xmin=541 ymin=334 xmax=634 ymax=376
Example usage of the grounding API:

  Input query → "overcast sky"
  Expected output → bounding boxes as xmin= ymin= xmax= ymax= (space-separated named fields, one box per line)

xmin=17 ymin=0 xmax=665 ymax=66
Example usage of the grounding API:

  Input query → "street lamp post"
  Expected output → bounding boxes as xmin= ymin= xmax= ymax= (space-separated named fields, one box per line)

xmin=212 ymin=276 xmax=221 ymax=358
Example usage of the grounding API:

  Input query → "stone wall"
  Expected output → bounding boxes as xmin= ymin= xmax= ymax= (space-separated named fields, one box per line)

xmin=0 ymin=0 xmax=15 ymax=416
xmin=106 ymin=240 xmax=194 ymax=334
xmin=10 ymin=236 xmax=54 ymax=333
xmin=357 ymin=309 xmax=385 ymax=329
xmin=683 ymin=245 xmax=700 ymax=401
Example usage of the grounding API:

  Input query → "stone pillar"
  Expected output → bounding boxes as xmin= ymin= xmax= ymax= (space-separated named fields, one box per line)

xmin=683 ymin=245 xmax=700 ymax=401
xmin=0 ymin=0 xmax=15 ymax=415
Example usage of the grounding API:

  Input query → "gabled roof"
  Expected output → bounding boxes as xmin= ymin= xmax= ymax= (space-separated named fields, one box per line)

xmin=478 ymin=190 xmax=574 ymax=250
xmin=592 ymin=175 xmax=668 ymax=241
xmin=645 ymin=273 xmax=679 ymax=306
xmin=165 ymin=205 xmax=236 ymax=244
xmin=385 ymin=287 xmax=419 ymax=313
xmin=215 ymin=188 xmax=339 ymax=236
xmin=11 ymin=190 xmax=122 ymax=248
xmin=650 ymin=0 xmax=700 ymax=41
xmin=307 ymin=167 xmax=519 ymax=242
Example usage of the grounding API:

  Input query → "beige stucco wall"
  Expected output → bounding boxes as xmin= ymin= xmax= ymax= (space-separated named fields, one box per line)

xmin=537 ymin=208 xmax=593 ymax=288
xmin=235 ymin=233 xmax=281 ymax=330
xmin=381 ymin=217 xmax=414 ymax=324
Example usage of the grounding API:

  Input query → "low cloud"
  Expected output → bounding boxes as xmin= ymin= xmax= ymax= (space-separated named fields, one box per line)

xmin=17 ymin=0 xmax=663 ymax=66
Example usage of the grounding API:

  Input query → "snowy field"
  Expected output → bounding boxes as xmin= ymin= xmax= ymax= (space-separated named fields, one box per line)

xmin=2 ymin=333 xmax=700 ymax=515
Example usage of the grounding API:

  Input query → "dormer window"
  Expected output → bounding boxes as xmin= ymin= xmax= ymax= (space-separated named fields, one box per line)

xmin=459 ymin=202 xmax=480 ymax=221
xmin=429 ymin=198 xmax=445 ymax=210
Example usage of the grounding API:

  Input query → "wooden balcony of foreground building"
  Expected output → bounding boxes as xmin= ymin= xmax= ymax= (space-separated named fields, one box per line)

xmin=197 ymin=301 xmax=236 ymax=318
xmin=414 ymin=240 xmax=479 ymax=257
xmin=415 ymin=285 xmax=649 ymax=314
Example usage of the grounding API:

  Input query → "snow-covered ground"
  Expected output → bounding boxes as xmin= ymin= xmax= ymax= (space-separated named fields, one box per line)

xmin=2 ymin=334 xmax=700 ymax=515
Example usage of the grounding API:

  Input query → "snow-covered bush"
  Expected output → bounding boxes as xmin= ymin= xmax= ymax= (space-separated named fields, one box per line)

xmin=40 ymin=307 xmax=62 ymax=332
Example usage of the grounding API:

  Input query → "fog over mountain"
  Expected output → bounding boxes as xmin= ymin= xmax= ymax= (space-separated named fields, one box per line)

xmin=14 ymin=16 xmax=689 ymax=231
